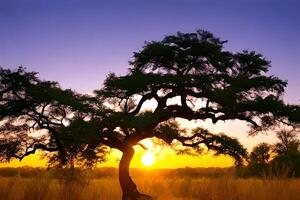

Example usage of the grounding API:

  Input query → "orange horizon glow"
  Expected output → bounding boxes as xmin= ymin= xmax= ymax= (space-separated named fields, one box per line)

xmin=0 ymin=119 xmax=279 ymax=169
xmin=0 ymin=139 xmax=234 ymax=169
xmin=0 ymin=150 xmax=235 ymax=169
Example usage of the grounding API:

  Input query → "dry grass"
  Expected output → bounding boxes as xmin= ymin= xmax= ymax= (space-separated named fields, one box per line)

xmin=0 ymin=175 xmax=300 ymax=200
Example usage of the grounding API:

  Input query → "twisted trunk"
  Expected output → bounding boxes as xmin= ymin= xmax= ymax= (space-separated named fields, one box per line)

xmin=119 ymin=147 xmax=152 ymax=200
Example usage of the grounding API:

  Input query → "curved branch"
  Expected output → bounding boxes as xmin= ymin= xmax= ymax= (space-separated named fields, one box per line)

xmin=11 ymin=143 xmax=59 ymax=161
xmin=129 ymin=92 xmax=158 ymax=115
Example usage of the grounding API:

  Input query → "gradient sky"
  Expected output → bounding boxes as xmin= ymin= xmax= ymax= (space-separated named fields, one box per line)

xmin=1 ymin=0 xmax=300 ymax=168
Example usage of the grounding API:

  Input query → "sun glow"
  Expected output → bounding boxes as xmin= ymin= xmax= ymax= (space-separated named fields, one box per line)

xmin=141 ymin=152 xmax=155 ymax=166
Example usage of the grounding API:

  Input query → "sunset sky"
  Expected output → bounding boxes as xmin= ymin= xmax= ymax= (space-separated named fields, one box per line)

xmin=0 ymin=0 xmax=299 ymax=168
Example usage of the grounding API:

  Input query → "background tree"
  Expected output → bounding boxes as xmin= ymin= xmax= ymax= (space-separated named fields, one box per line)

xmin=1 ymin=30 xmax=300 ymax=200
xmin=248 ymin=143 xmax=271 ymax=176
xmin=271 ymin=129 xmax=300 ymax=177
xmin=0 ymin=67 xmax=108 ymax=167
xmin=245 ymin=129 xmax=300 ymax=177
xmin=273 ymin=129 xmax=299 ymax=154
xmin=249 ymin=143 xmax=271 ymax=165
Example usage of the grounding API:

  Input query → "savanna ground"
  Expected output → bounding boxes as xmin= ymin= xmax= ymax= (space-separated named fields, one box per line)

xmin=0 ymin=168 xmax=299 ymax=200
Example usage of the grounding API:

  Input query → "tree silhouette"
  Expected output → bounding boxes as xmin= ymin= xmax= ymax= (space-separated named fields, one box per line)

xmin=0 ymin=67 xmax=108 ymax=167
xmin=273 ymin=129 xmax=300 ymax=155
xmin=271 ymin=129 xmax=300 ymax=177
xmin=248 ymin=143 xmax=271 ymax=176
xmin=250 ymin=143 xmax=271 ymax=165
xmin=1 ymin=30 xmax=300 ymax=200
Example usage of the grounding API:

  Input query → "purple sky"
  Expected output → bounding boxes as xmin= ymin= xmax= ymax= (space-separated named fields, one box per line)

xmin=1 ymin=0 xmax=299 ymax=103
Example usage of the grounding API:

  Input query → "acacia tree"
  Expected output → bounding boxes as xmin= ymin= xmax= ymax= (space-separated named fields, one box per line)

xmin=0 ymin=67 xmax=109 ymax=167
xmin=94 ymin=30 xmax=299 ymax=199
xmin=1 ymin=30 xmax=300 ymax=200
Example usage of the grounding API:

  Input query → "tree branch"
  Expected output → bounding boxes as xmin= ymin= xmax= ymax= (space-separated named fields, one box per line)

xmin=129 ymin=92 xmax=157 ymax=115
xmin=11 ymin=143 xmax=59 ymax=161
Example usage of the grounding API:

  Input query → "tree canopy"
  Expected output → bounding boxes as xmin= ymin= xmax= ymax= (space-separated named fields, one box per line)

xmin=99 ymin=30 xmax=299 ymax=133
xmin=0 ymin=67 xmax=107 ymax=167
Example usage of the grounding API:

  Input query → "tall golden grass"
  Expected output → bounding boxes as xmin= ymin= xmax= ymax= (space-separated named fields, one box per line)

xmin=0 ymin=175 xmax=299 ymax=200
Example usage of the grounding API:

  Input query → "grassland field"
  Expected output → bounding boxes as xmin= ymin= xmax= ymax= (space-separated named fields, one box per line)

xmin=0 ymin=168 xmax=299 ymax=200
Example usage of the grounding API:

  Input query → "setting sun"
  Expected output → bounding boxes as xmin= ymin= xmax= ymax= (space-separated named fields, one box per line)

xmin=141 ymin=152 xmax=155 ymax=166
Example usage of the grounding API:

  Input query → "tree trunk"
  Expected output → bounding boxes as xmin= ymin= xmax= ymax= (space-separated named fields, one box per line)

xmin=119 ymin=147 xmax=152 ymax=200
